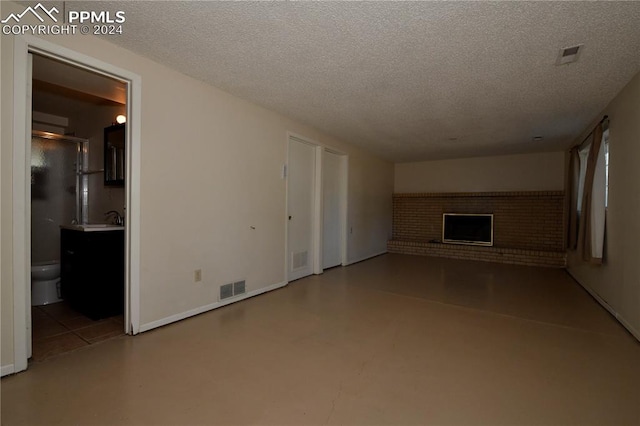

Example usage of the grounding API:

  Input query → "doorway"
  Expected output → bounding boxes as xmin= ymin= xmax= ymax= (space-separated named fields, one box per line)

xmin=286 ymin=135 xmax=348 ymax=282
xmin=10 ymin=36 xmax=141 ymax=374
xmin=28 ymin=53 xmax=128 ymax=361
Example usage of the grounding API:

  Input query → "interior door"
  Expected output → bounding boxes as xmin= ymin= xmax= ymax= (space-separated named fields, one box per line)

xmin=322 ymin=151 xmax=344 ymax=269
xmin=287 ymin=138 xmax=316 ymax=281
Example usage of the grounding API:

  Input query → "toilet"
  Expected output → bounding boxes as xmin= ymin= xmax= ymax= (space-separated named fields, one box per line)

xmin=31 ymin=261 xmax=62 ymax=306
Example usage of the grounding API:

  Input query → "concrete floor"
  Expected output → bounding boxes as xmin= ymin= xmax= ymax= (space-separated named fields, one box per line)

xmin=2 ymin=254 xmax=639 ymax=425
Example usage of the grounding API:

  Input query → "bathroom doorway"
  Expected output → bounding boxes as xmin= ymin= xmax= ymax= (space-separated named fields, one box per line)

xmin=10 ymin=36 xmax=142 ymax=374
xmin=29 ymin=53 xmax=128 ymax=361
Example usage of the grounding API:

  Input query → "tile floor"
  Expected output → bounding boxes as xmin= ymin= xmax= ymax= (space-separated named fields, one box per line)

xmin=31 ymin=301 xmax=124 ymax=362
xmin=2 ymin=254 xmax=639 ymax=425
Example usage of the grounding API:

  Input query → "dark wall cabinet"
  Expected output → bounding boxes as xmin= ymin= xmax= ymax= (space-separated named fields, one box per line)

xmin=61 ymin=229 xmax=124 ymax=320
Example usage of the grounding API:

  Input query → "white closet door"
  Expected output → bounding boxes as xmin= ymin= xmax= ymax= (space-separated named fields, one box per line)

xmin=287 ymin=138 xmax=315 ymax=281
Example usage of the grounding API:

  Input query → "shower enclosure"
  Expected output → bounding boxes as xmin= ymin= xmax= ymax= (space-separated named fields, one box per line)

xmin=31 ymin=131 xmax=89 ymax=265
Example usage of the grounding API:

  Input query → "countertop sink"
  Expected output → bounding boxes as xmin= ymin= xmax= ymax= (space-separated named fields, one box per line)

xmin=61 ymin=224 xmax=125 ymax=232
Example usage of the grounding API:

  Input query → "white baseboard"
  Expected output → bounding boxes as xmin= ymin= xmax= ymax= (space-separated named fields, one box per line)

xmin=1 ymin=364 xmax=15 ymax=377
xmin=343 ymin=250 xmax=387 ymax=266
xmin=139 ymin=281 xmax=287 ymax=333
xmin=567 ymin=271 xmax=640 ymax=341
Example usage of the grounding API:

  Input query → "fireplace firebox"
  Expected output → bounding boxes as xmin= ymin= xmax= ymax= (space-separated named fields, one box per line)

xmin=442 ymin=213 xmax=493 ymax=246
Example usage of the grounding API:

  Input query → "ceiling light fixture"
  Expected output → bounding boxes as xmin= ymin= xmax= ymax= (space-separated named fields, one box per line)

xmin=556 ymin=44 xmax=583 ymax=65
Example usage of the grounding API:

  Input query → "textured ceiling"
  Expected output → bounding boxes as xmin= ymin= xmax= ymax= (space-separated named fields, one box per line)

xmin=85 ymin=1 xmax=640 ymax=161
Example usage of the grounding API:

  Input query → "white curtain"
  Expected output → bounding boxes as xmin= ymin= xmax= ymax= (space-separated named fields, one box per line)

xmin=590 ymin=132 xmax=607 ymax=260
xmin=578 ymin=123 xmax=606 ymax=264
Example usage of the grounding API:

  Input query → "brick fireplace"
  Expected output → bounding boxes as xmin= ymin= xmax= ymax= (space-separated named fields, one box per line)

xmin=388 ymin=191 xmax=566 ymax=267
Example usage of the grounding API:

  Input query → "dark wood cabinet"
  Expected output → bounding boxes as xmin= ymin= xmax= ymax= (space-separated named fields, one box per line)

xmin=61 ymin=228 xmax=124 ymax=320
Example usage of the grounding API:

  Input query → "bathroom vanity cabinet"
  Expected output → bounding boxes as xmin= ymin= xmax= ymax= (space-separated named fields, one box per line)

xmin=60 ymin=227 xmax=124 ymax=320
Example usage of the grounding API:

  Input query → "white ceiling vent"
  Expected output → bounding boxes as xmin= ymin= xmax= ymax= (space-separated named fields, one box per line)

xmin=556 ymin=44 xmax=583 ymax=65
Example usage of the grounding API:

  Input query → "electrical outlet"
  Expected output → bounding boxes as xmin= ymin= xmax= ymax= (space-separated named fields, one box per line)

xmin=194 ymin=269 xmax=202 ymax=282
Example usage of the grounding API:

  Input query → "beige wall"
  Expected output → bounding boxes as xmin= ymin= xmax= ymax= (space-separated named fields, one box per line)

xmin=0 ymin=2 xmax=393 ymax=370
xmin=395 ymin=152 xmax=565 ymax=193
xmin=347 ymin=154 xmax=393 ymax=261
xmin=567 ymin=71 xmax=640 ymax=340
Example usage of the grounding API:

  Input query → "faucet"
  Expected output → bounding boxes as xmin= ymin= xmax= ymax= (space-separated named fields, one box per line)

xmin=105 ymin=210 xmax=124 ymax=226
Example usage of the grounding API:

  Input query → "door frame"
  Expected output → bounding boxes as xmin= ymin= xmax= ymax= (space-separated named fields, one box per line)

xmin=284 ymin=132 xmax=348 ymax=282
xmin=11 ymin=35 xmax=142 ymax=374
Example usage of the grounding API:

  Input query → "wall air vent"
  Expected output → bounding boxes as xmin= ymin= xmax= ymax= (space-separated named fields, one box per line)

xmin=220 ymin=283 xmax=233 ymax=300
xmin=556 ymin=44 xmax=583 ymax=65
xmin=220 ymin=280 xmax=246 ymax=301
xmin=233 ymin=280 xmax=246 ymax=296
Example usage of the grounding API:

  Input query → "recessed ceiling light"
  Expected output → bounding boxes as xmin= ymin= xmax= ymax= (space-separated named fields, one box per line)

xmin=556 ymin=44 xmax=583 ymax=65
xmin=533 ymin=136 xmax=543 ymax=142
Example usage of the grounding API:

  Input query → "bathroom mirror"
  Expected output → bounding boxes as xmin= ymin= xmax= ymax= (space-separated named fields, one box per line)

xmin=104 ymin=124 xmax=125 ymax=186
